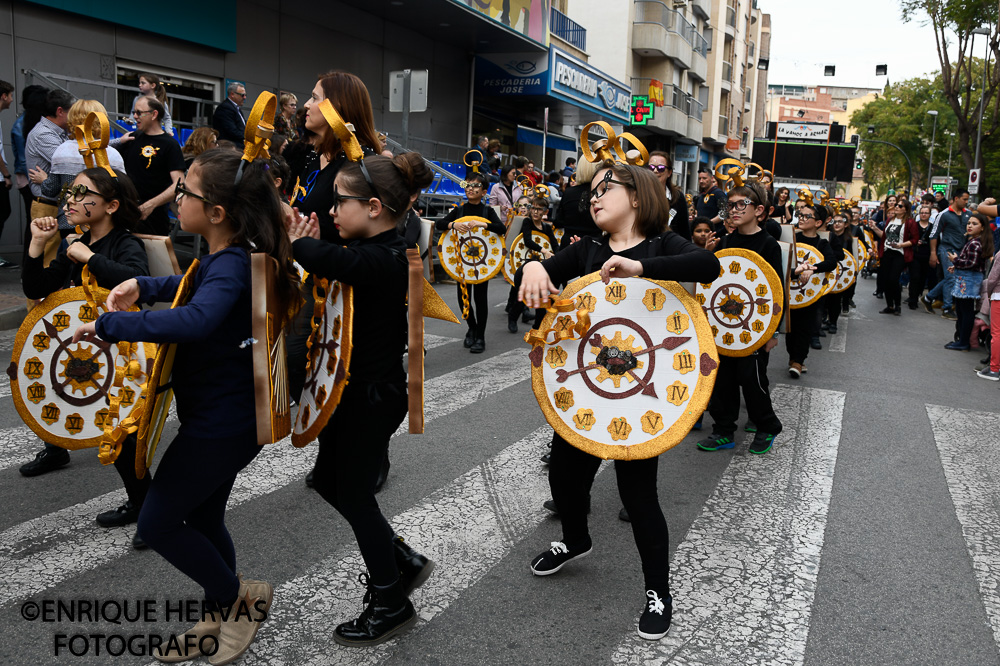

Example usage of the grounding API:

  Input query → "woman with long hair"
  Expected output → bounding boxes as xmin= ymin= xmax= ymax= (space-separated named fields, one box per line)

xmin=286 ymin=152 xmax=436 ymax=646
xmin=181 ymin=127 xmax=219 ymax=168
xmin=519 ymin=161 xmax=720 ymax=641
xmin=869 ymin=198 xmax=918 ymax=315
xmin=774 ymin=186 xmax=792 ymax=223
xmin=72 ymin=150 xmax=299 ymax=664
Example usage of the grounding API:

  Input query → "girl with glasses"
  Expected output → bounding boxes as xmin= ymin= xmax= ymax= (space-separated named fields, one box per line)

xmin=72 ymin=150 xmax=300 ymax=664
xmin=869 ymin=199 xmax=918 ymax=315
xmin=825 ymin=215 xmax=853 ymax=332
xmin=20 ymin=167 xmax=151 ymax=521
xmin=647 ymin=150 xmax=690 ymax=240
xmin=286 ymin=152 xmax=435 ymax=647
xmin=519 ymin=161 xmax=720 ymax=642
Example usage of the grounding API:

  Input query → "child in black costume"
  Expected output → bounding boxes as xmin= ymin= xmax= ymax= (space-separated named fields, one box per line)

xmin=507 ymin=195 xmax=559 ymax=333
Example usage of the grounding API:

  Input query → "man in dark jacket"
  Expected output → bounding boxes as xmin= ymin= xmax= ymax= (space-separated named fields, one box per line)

xmin=212 ymin=82 xmax=247 ymax=143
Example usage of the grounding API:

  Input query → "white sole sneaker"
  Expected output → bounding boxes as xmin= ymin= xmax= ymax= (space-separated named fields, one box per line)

xmin=530 ymin=546 xmax=593 ymax=576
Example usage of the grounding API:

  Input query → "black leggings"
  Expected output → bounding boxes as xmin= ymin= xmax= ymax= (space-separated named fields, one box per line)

xmin=137 ymin=426 xmax=261 ymax=607
xmin=881 ymin=251 xmax=906 ymax=309
xmin=955 ymin=298 xmax=975 ymax=347
xmin=312 ymin=380 xmax=408 ymax=587
xmin=825 ymin=291 xmax=844 ymax=327
xmin=786 ymin=304 xmax=818 ymax=365
xmin=908 ymin=257 xmax=931 ymax=306
xmin=457 ymin=282 xmax=491 ymax=337
xmin=548 ymin=435 xmax=671 ymax=591
xmin=708 ymin=352 xmax=782 ymax=437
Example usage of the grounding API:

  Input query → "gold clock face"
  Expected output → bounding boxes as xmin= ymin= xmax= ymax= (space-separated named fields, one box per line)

xmin=437 ymin=217 xmax=504 ymax=284
xmin=832 ymin=249 xmax=857 ymax=294
xmin=694 ymin=248 xmax=784 ymax=357
xmin=503 ymin=231 xmax=554 ymax=287
xmin=530 ymin=274 xmax=719 ymax=461
xmin=789 ymin=243 xmax=833 ymax=309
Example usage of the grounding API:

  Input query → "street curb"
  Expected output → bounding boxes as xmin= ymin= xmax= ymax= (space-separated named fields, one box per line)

xmin=0 ymin=304 xmax=26 ymax=331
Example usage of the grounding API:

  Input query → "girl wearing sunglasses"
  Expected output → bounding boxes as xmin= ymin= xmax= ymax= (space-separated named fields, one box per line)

xmin=519 ymin=162 xmax=720 ymax=642
xmin=20 ymin=168 xmax=152 ymax=517
xmin=72 ymin=150 xmax=300 ymax=664
xmin=286 ymin=152 xmax=435 ymax=647
xmin=869 ymin=198 xmax=918 ymax=315
xmin=647 ymin=151 xmax=689 ymax=241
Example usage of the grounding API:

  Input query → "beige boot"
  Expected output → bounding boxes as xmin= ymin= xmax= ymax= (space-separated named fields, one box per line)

xmin=237 ymin=573 xmax=274 ymax=615
xmin=208 ymin=580 xmax=268 ymax=666
xmin=153 ymin=611 xmax=220 ymax=663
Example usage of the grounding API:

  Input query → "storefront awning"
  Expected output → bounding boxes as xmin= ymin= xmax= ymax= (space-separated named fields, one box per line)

xmin=516 ymin=125 xmax=576 ymax=152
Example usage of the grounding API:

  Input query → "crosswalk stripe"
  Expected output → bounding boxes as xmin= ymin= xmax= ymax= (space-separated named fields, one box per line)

xmin=0 ymin=348 xmax=530 ymax=608
xmin=422 ymin=334 xmax=460 ymax=350
xmin=611 ymin=384 xmax=846 ymax=665
xmin=243 ymin=426 xmax=556 ymax=665
xmin=0 ymin=426 xmax=38 ymax=472
xmin=927 ymin=404 xmax=1000 ymax=650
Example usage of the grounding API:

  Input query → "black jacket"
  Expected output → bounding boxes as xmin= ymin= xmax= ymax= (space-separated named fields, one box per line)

xmin=212 ymin=99 xmax=246 ymax=143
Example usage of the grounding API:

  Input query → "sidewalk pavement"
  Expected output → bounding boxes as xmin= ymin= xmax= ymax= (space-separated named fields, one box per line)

xmin=0 ymin=263 xmax=25 ymax=330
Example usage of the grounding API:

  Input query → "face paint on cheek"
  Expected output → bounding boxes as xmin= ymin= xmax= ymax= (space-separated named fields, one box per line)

xmin=82 ymin=201 xmax=95 ymax=218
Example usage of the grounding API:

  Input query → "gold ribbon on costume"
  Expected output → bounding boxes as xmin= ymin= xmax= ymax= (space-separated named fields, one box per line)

xmin=580 ymin=121 xmax=649 ymax=166
xmin=516 ymin=174 xmax=533 ymax=192
xmin=532 ymin=184 xmax=550 ymax=199
xmin=317 ymin=99 xmax=364 ymax=162
xmin=829 ymin=199 xmax=842 ymax=215
xmin=523 ymin=298 xmax=592 ymax=346
xmin=745 ymin=162 xmax=774 ymax=187
xmin=241 ymin=92 xmax=277 ymax=163
xmin=814 ymin=189 xmax=830 ymax=207
xmin=714 ymin=158 xmax=773 ymax=192
xmin=797 ymin=186 xmax=814 ymax=206
xmin=74 ymin=112 xmax=117 ymax=178
xmin=460 ymin=150 xmax=482 ymax=189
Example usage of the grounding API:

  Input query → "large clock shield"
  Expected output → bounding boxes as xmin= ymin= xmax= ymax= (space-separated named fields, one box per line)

xmin=789 ymin=243 xmax=833 ymax=309
xmin=694 ymin=248 xmax=783 ymax=356
xmin=529 ymin=274 xmax=718 ymax=460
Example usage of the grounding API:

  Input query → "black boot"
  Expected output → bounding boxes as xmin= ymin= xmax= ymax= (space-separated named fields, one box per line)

xmin=19 ymin=446 xmax=70 ymax=477
xmin=507 ymin=317 xmax=518 ymax=334
xmin=470 ymin=335 xmax=485 ymax=354
xmin=463 ymin=328 xmax=475 ymax=348
xmin=334 ymin=575 xmax=417 ymax=646
xmin=392 ymin=535 xmax=435 ymax=595
xmin=374 ymin=454 xmax=390 ymax=493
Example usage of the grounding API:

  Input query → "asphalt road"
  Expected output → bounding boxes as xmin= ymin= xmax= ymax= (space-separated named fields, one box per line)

xmin=0 ymin=274 xmax=998 ymax=666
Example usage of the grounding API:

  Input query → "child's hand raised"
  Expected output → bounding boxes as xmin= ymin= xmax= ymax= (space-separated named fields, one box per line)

xmin=704 ymin=232 xmax=719 ymax=251
xmin=30 ymin=217 xmax=59 ymax=241
xmin=287 ymin=210 xmax=320 ymax=242
xmin=106 ymin=278 xmax=140 ymax=312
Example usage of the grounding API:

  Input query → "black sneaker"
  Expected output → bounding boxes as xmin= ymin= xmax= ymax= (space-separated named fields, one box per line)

xmin=132 ymin=532 xmax=147 ymax=550
xmin=828 ymin=324 xmax=837 ymax=334
xmin=540 ymin=452 xmax=551 ymax=464
xmin=507 ymin=319 xmax=518 ymax=333
xmin=637 ymin=590 xmax=672 ymax=640
xmin=748 ymin=432 xmax=776 ymax=455
xmin=463 ymin=330 xmax=475 ymax=348
xmin=921 ymin=297 xmax=935 ymax=314
xmin=530 ymin=540 xmax=592 ymax=576
xmin=96 ymin=501 xmax=140 ymax=527
xmin=305 ymin=469 xmax=315 ymax=488
xmin=543 ymin=499 xmax=558 ymax=514
xmin=744 ymin=421 xmax=757 ymax=433
xmin=470 ymin=337 xmax=485 ymax=354
xmin=696 ymin=433 xmax=734 ymax=451
xmin=810 ymin=337 xmax=822 ymax=350
xmin=19 ymin=447 xmax=70 ymax=477
xmin=618 ymin=507 xmax=631 ymax=522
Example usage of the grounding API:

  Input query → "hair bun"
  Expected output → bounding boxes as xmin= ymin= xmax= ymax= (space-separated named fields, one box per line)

xmin=393 ymin=152 xmax=433 ymax=195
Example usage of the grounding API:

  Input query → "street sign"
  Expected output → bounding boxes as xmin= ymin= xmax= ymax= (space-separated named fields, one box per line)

xmin=389 ymin=69 xmax=428 ymax=113
xmin=969 ymin=168 xmax=982 ymax=195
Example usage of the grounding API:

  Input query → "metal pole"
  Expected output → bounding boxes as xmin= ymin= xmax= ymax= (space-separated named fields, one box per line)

xmin=401 ymin=69 xmax=411 ymax=150
xmin=860 ymin=138 xmax=913 ymax=197
xmin=972 ymin=28 xmax=990 ymax=203
xmin=541 ymin=106 xmax=548 ymax=173
xmin=926 ymin=111 xmax=937 ymax=189
xmin=947 ymin=133 xmax=954 ymax=180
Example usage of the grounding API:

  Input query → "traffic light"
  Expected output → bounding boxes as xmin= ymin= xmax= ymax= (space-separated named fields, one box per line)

xmin=855 ymin=159 xmax=863 ymax=169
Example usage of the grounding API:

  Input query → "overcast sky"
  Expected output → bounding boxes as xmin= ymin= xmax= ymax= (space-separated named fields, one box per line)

xmin=762 ymin=0 xmax=955 ymax=89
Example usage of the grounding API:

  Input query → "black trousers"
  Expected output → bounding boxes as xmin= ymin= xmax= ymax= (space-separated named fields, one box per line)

xmin=137 ymin=426 xmax=261 ymax=607
xmin=881 ymin=251 xmax=906 ymax=309
xmin=707 ymin=352 xmax=782 ymax=437
xmin=312 ymin=380 xmax=408 ymax=587
xmin=826 ymin=291 xmax=845 ymax=327
xmin=786 ymin=304 xmax=818 ymax=365
xmin=955 ymin=298 xmax=975 ymax=347
xmin=548 ymin=434 xmax=671 ymax=591
xmin=458 ymin=281 xmax=490 ymax=337
xmin=0 ymin=183 xmax=11 ymax=240
xmin=908 ymin=256 xmax=931 ymax=306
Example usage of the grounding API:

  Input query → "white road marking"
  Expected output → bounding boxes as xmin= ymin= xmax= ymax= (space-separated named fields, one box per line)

xmin=0 ymin=426 xmax=41 ymax=472
xmin=421 ymin=334 xmax=460 ymax=350
xmin=0 ymin=349 xmax=530 ymax=607
xmin=829 ymin=313 xmax=848 ymax=353
xmin=612 ymin=385 xmax=846 ymax=666
xmin=243 ymin=427 xmax=558 ymax=665
xmin=927 ymin=404 xmax=1000 ymax=651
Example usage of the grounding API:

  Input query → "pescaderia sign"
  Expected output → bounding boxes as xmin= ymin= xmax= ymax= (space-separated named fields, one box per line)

xmin=776 ymin=122 xmax=830 ymax=141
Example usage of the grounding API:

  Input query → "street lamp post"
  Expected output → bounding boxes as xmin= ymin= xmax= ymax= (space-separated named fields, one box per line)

xmin=926 ymin=109 xmax=938 ymax=190
xmin=971 ymin=26 xmax=990 ymax=203
xmin=946 ymin=131 xmax=955 ymax=180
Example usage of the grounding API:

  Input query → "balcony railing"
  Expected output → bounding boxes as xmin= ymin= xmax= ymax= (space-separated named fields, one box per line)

xmin=551 ymin=7 xmax=587 ymax=51
xmin=689 ymin=96 xmax=705 ymax=118
xmin=718 ymin=115 xmax=729 ymax=136
xmin=726 ymin=5 xmax=736 ymax=27
xmin=722 ymin=60 xmax=733 ymax=83
xmin=634 ymin=0 xmax=700 ymax=48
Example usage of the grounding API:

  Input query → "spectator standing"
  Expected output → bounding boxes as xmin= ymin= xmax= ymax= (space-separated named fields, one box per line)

xmin=907 ymin=204 xmax=935 ymax=309
xmin=181 ymin=127 xmax=219 ymax=169
xmin=274 ymin=92 xmax=297 ymax=139
xmin=26 ymin=88 xmax=74 ymax=264
xmin=120 ymin=96 xmax=184 ymax=235
xmin=0 ymin=80 xmax=14 ymax=267
xmin=552 ymin=156 xmax=599 ymax=250
xmin=695 ymin=168 xmax=726 ymax=233
xmin=488 ymin=164 xmax=524 ymax=221
xmin=977 ymin=241 xmax=1000 ymax=380
xmin=648 ymin=151 xmax=690 ymax=240
xmin=561 ymin=157 xmax=576 ymax=181
xmin=128 ymin=73 xmax=173 ymax=136
xmin=869 ymin=199 xmax=919 ymax=315
xmin=946 ymin=212 xmax=993 ymax=350
xmin=11 ymin=85 xmax=48 ymax=235
xmin=468 ymin=135 xmax=488 ymax=177
xmin=212 ymin=82 xmax=247 ymax=143
xmin=923 ymin=188 xmax=971 ymax=319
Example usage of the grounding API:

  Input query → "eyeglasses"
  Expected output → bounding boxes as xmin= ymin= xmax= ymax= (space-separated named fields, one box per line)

xmin=464 ymin=184 xmax=484 ymax=191
xmin=236 ymin=92 xmax=247 ymax=97
xmin=331 ymin=183 xmax=373 ymax=212
xmin=798 ymin=213 xmax=816 ymax=220
xmin=133 ymin=110 xmax=153 ymax=117
xmin=531 ymin=206 xmax=547 ymax=211
xmin=174 ymin=182 xmax=215 ymax=205
xmin=62 ymin=184 xmax=105 ymax=203
xmin=359 ymin=160 xmax=397 ymax=213
xmin=728 ymin=199 xmax=753 ymax=212
xmin=648 ymin=164 xmax=669 ymax=173
xmin=589 ymin=170 xmax=631 ymax=200
xmin=895 ymin=204 xmax=906 ymax=208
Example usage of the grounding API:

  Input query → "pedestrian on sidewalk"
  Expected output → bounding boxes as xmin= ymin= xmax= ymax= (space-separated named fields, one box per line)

xmin=868 ymin=198 xmax=918 ymax=315
xmin=946 ymin=213 xmax=993 ymax=351
xmin=924 ymin=188 xmax=971 ymax=319
xmin=908 ymin=204 xmax=935 ymax=309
